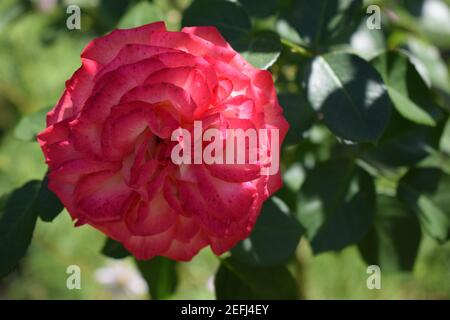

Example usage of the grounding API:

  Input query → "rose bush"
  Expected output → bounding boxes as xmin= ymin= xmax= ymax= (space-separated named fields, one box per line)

xmin=37 ymin=21 xmax=288 ymax=261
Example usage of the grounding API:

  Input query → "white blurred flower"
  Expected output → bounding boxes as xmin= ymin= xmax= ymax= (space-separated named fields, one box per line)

xmin=206 ymin=276 xmax=215 ymax=293
xmin=94 ymin=260 xmax=148 ymax=298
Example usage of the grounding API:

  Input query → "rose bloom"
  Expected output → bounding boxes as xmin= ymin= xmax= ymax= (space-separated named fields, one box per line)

xmin=38 ymin=22 xmax=288 ymax=261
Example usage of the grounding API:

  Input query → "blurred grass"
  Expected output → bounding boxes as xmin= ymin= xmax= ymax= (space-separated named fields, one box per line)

xmin=298 ymin=237 xmax=450 ymax=299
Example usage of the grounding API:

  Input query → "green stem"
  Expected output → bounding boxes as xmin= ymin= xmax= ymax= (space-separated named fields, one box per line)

xmin=280 ymin=38 xmax=313 ymax=57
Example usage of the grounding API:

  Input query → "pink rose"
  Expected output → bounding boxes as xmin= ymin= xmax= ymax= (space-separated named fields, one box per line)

xmin=37 ymin=22 xmax=288 ymax=261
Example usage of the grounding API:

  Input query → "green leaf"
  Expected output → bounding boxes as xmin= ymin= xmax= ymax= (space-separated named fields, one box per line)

xmin=298 ymin=158 xmax=355 ymax=238
xmin=118 ymin=2 xmax=164 ymax=29
xmin=0 ymin=193 xmax=10 ymax=220
xmin=183 ymin=1 xmax=280 ymax=68
xmin=182 ymin=0 xmax=251 ymax=47
xmin=99 ymin=0 xmax=130 ymax=30
xmin=397 ymin=167 xmax=450 ymax=242
xmin=235 ymin=31 xmax=281 ymax=69
xmin=350 ymin=21 xmax=385 ymax=60
xmin=385 ymin=88 xmax=436 ymax=126
xmin=278 ymin=92 xmax=316 ymax=145
xmin=35 ymin=175 xmax=64 ymax=222
xmin=358 ymin=195 xmax=421 ymax=272
xmin=364 ymin=107 xmax=444 ymax=167
xmin=304 ymin=52 xmax=391 ymax=142
xmin=407 ymin=37 xmax=450 ymax=93
xmin=275 ymin=185 xmax=299 ymax=213
xmin=279 ymin=0 xmax=363 ymax=51
xmin=372 ymin=50 xmax=443 ymax=126
xmin=136 ymin=257 xmax=178 ymax=300
xmin=101 ymin=238 xmax=130 ymax=259
xmin=0 ymin=180 xmax=41 ymax=278
xmin=13 ymin=107 xmax=49 ymax=142
xmin=298 ymin=159 xmax=376 ymax=254
xmin=238 ymin=0 xmax=278 ymax=18
xmin=440 ymin=118 xmax=450 ymax=154
xmin=231 ymin=197 xmax=304 ymax=267
xmin=215 ymin=257 xmax=298 ymax=299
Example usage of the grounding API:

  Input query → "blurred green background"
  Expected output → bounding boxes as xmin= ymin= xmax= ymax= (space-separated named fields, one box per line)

xmin=0 ymin=0 xmax=449 ymax=299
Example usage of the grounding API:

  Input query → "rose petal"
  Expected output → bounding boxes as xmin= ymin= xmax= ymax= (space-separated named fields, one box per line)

xmin=125 ymin=192 xmax=176 ymax=236
xmin=75 ymin=170 xmax=132 ymax=222
xmin=121 ymin=83 xmax=195 ymax=120
xmin=124 ymin=224 xmax=176 ymax=260
xmin=81 ymin=22 xmax=166 ymax=65
xmin=83 ymin=58 xmax=166 ymax=123
xmin=181 ymin=26 xmax=231 ymax=48
xmin=101 ymin=102 xmax=153 ymax=160
xmin=47 ymin=59 xmax=100 ymax=125
xmin=164 ymin=232 xmax=209 ymax=261
xmin=144 ymin=67 xmax=212 ymax=115
xmin=95 ymin=44 xmax=178 ymax=80
xmin=149 ymin=31 xmax=235 ymax=62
